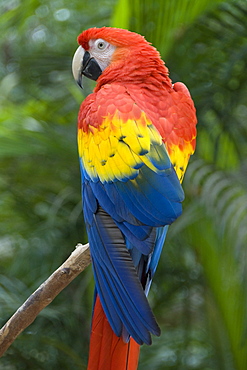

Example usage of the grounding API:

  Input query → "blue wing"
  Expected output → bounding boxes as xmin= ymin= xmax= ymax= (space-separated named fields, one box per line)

xmin=80 ymin=137 xmax=184 ymax=344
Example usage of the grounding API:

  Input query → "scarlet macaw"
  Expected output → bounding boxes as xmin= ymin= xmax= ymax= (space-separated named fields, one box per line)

xmin=72 ymin=27 xmax=197 ymax=370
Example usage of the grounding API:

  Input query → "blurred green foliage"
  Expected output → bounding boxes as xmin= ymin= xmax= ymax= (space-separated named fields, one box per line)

xmin=1 ymin=0 xmax=247 ymax=369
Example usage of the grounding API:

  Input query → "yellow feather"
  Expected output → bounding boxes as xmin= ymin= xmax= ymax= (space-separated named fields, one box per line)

xmin=78 ymin=112 xmax=170 ymax=182
xmin=169 ymin=143 xmax=194 ymax=182
xmin=98 ymin=138 xmax=111 ymax=159
xmin=148 ymin=125 xmax=162 ymax=145
xmin=116 ymin=141 xmax=142 ymax=169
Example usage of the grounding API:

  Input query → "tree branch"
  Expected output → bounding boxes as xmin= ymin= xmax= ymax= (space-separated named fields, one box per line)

xmin=0 ymin=243 xmax=91 ymax=357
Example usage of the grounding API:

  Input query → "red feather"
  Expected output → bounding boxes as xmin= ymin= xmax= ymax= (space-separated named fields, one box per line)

xmin=88 ymin=296 xmax=140 ymax=370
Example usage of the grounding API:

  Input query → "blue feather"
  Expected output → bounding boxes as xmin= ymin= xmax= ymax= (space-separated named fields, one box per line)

xmin=88 ymin=207 xmax=160 ymax=344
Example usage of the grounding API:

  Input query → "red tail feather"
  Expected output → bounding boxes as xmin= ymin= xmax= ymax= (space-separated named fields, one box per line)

xmin=87 ymin=296 xmax=140 ymax=370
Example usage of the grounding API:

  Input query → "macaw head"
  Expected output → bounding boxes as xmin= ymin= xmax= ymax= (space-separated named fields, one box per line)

xmin=72 ymin=27 xmax=168 ymax=89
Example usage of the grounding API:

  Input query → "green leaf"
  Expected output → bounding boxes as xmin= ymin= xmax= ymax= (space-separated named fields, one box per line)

xmin=111 ymin=0 xmax=130 ymax=29
xmin=112 ymin=0 xmax=229 ymax=56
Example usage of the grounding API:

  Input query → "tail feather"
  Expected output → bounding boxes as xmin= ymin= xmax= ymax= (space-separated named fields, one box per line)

xmin=88 ymin=295 xmax=140 ymax=370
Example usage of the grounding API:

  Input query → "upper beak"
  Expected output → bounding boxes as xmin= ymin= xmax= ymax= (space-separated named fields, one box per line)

xmin=72 ymin=46 xmax=102 ymax=88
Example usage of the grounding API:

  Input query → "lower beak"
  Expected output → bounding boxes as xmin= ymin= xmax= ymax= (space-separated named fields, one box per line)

xmin=72 ymin=46 xmax=102 ymax=88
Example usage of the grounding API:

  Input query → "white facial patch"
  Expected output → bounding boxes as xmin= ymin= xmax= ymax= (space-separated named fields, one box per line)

xmin=88 ymin=39 xmax=116 ymax=72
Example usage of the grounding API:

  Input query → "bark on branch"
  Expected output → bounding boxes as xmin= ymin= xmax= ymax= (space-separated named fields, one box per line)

xmin=0 ymin=243 xmax=91 ymax=357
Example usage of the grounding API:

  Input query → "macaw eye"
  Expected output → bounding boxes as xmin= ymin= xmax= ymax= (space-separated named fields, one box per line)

xmin=95 ymin=39 xmax=108 ymax=51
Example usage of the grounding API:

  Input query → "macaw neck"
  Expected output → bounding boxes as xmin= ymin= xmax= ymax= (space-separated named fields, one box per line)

xmin=94 ymin=46 xmax=172 ymax=92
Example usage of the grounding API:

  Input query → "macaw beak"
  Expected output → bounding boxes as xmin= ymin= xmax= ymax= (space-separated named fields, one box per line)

xmin=72 ymin=46 xmax=102 ymax=88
